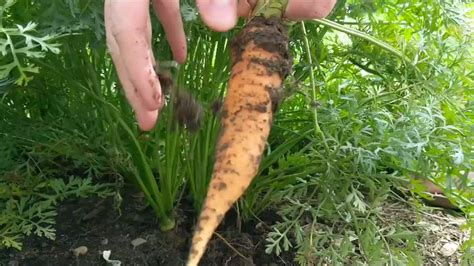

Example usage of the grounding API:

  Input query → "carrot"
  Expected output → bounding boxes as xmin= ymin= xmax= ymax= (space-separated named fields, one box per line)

xmin=186 ymin=10 xmax=292 ymax=266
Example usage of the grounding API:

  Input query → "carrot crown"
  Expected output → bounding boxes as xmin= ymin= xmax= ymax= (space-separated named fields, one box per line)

xmin=252 ymin=0 xmax=289 ymax=18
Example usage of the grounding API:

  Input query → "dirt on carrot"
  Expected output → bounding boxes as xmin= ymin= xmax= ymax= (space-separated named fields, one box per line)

xmin=157 ymin=70 xmax=204 ymax=132
xmin=173 ymin=89 xmax=204 ymax=132
xmin=187 ymin=16 xmax=292 ymax=266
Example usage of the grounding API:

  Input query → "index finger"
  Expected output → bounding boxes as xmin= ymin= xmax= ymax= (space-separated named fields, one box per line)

xmin=152 ymin=0 xmax=187 ymax=63
xmin=285 ymin=0 xmax=336 ymax=20
xmin=196 ymin=0 xmax=238 ymax=32
xmin=106 ymin=0 xmax=163 ymax=111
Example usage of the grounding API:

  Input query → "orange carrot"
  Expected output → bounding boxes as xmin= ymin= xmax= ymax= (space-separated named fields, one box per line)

xmin=187 ymin=15 xmax=291 ymax=266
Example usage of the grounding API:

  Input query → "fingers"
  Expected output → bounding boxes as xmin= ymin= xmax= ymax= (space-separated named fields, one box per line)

xmin=111 ymin=46 xmax=160 ymax=131
xmin=105 ymin=0 xmax=163 ymax=130
xmin=196 ymin=0 xmax=335 ymax=32
xmin=152 ymin=0 xmax=187 ymax=64
xmin=237 ymin=0 xmax=255 ymax=17
xmin=196 ymin=0 xmax=238 ymax=32
xmin=108 ymin=2 xmax=162 ymax=110
xmin=285 ymin=0 xmax=336 ymax=20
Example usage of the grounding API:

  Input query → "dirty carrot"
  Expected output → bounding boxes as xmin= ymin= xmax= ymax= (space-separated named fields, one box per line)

xmin=186 ymin=7 xmax=292 ymax=266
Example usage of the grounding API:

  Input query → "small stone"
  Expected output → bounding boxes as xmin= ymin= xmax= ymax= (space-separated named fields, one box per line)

xmin=72 ymin=246 xmax=88 ymax=257
xmin=440 ymin=242 xmax=459 ymax=257
xmin=102 ymin=250 xmax=122 ymax=266
xmin=101 ymin=238 xmax=109 ymax=245
xmin=131 ymin=237 xmax=147 ymax=248
xmin=132 ymin=214 xmax=145 ymax=223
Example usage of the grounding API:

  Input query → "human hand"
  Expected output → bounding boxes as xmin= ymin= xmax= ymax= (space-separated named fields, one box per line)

xmin=235 ymin=0 xmax=336 ymax=20
xmin=105 ymin=0 xmax=336 ymax=131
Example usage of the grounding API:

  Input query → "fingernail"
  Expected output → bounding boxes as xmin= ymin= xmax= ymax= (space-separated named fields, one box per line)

xmin=198 ymin=0 xmax=237 ymax=32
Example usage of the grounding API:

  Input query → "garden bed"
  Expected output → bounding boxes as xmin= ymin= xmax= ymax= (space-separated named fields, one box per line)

xmin=1 ymin=185 xmax=469 ymax=266
xmin=1 ymin=186 xmax=292 ymax=266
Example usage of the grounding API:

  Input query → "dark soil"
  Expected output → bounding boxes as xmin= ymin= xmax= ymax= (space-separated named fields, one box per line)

xmin=1 ymin=186 xmax=293 ymax=266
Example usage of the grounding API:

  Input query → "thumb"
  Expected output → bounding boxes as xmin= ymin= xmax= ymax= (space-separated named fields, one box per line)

xmin=196 ymin=0 xmax=238 ymax=32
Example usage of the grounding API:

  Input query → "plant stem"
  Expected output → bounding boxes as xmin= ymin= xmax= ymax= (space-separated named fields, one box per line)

xmin=4 ymin=32 xmax=28 ymax=83
xmin=347 ymin=204 xmax=369 ymax=262
xmin=159 ymin=216 xmax=176 ymax=231
xmin=300 ymin=22 xmax=330 ymax=154
xmin=312 ymin=18 xmax=411 ymax=64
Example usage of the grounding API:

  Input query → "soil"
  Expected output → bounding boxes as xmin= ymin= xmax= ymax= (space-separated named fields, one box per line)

xmin=1 ymin=179 xmax=470 ymax=265
xmin=0 ymin=186 xmax=293 ymax=266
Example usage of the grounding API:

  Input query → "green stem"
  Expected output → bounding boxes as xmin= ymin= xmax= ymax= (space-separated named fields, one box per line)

xmin=300 ymin=22 xmax=330 ymax=154
xmin=347 ymin=203 xmax=369 ymax=262
xmin=313 ymin=18 xmax=411 ymax=64
xmin=4 ymin=32 xmax=28 ymax=83
xmin=32 ymin=59 xmax=176 ymax=231
xmin=159 ymin=216 xmax=176 ymax=231
xmin=312 ymin=18 xmax=461 ymax=114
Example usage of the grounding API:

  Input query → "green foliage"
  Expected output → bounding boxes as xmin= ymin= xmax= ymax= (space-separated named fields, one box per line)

xmin=0 ymin=0 xmax=472 ymax=264
xmin=167 ymin=15 xmax=230 ymax=209
xmin=0 ymin=175 xmax=112 ymax=250
xmin=248 ymin=0 xmax=474 ymax=264
xmin=0 ymin=0 xmax=60 ymax=85
xmin=0 ymin=110 xmax=119 ymax=250
xmin=1 ymin=0 xmax=195 ymax=233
